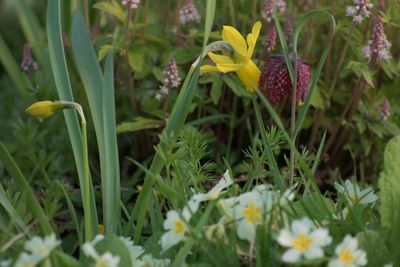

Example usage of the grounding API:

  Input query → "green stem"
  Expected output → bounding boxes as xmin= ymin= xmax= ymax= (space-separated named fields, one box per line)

xmin=82 ymin=121 xmax=93 ymax=241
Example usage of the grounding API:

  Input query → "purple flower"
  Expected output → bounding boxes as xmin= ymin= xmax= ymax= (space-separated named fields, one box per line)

xmin=364 ymin=16 xmax=391 ymax=60
xmin=262 ymin=0 xmax=286 ymax=23
xmin=156 ymin=58 xmax=181 ymax=100
xmin=259 ymin=54 xmax=311 ymax=105
xmin=179 ymin=0 xmax=200 ymax=25
xmin=121 ymin=0 xmax=140 ymax=9
xmin=346 ymin=0 xmax=373 ymax=24
xmin=263 ymin=26 xmax=277 ymax=52
xmin=380 ymin=99 xmax=390 ymax=121
xmin=20 ymin=44 xmax=38 ymax=72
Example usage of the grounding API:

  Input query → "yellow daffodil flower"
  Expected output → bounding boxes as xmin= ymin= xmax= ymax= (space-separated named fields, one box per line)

xmin=201 ymin=21 xmax=262 ymax=93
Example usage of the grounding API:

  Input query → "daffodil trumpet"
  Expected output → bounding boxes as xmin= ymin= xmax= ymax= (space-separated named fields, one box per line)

xmin=201 ymin=21 xmax=262 ymax=93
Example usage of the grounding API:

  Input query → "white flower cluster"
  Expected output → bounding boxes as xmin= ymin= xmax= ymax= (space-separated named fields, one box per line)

xmin=346 ymin=0 xmax=373 ymax=24
xmin=179 ymin=0 xmax=201 ymax=25
xmin=156 ymin=58 xmax=181 ymax=101
xmin=14 ymin=233 xmax=60 ymax=267
xmin=160 ymin=170 xmax=296 ymax=249
xmin=121 ymin=0 xmax=140 ymax=9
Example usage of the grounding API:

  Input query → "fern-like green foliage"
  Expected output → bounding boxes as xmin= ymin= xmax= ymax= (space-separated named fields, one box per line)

xmin=379 ymin=135 xmax=400 ymax=262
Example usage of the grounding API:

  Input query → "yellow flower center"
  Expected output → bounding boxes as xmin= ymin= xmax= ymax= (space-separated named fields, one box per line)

xmin=173 ymin=219 xmax=185 ymax=236
xmin=339 ymin=249 xmax=354 ymax=265
xmin=292 ymin=233 xmax=313 ymax=253
xmin=241 ymin=201 xmax=262 ymax=223
xmin=96 ymin=260 xmax=109 ymax=267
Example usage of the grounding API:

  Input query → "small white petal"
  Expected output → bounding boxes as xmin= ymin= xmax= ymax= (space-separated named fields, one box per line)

xmin=310 ymin=228 xmax=332 ymax=246
xmin=282 ymin=248 xmax=302 ymax=263
xmin=304 ymin=246 xmax=324 ymax=259
xmin=237 ymin=220 xmax=256 ymax=241
xmin=277 ymin=229 xmax=295 ymax=247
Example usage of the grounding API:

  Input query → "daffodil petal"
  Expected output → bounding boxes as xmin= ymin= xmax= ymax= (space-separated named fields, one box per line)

xmin=208 ymin=52 xmax=235 ymax=65
xmin=235 ymin=60 xmax=260 ymax=92
xmin=222 ymin=25 xmax=248 ymax=57
xmin=200 ymin=65 xmax=220 ymax=73
xmin=246 ymin=21 xmax=262 ymax=60
xmin=216 ymin=63 xmax=243 ymax=73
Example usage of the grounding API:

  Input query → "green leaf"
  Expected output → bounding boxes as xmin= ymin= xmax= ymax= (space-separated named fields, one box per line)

xmin=357 ymin=230 xmax=391 ymax=267
xmin=53 ymin=251 xmax=81 ymax=267
xmin=210 ymin=75 xmax=223 ymax=105
xmin=129 ymin=52 xmax=144 ymax=72
xmin=309 ymin=86 xmax=324 ymax=109
xmin=346 ymin=61 xmax=375 ymax=88
xmin=117 ymin=117 xmax=164 ymax=133
xmin=223 ymin=75 xmax=248 ymax=97
xmin=99 ymin=45 xmax=118 ymax=61
xmin=291 ymin=193 xmax=335 ymax=221
xmin=379 ymin=135 xmax=400 ymax=262
xmin=93 ymin=2 xmax=126 ymax=23
xmin=95 ymin=235 xmax=133 ymax=266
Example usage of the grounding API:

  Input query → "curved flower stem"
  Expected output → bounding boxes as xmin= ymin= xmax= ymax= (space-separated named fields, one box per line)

xmin=289 ymin=55 xmax=298 ymax=186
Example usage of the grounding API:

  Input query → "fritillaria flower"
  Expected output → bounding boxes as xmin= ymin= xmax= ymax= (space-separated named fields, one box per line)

xmin=179 ymin=0 xmax=201 ymax=25
xmin=259 ymin=54 xmax=311 ymax=105
xmin=364 ymin=16 xmax=392 ymax=60
xmin=201 ymin=22 xmax=262 ymax=92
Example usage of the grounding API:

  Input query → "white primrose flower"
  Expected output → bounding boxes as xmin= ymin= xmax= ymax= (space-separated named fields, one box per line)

xmin=24 ymin=233 xmax=61 ymax=260
xmin=160 ymin=210 xmax=189 ymax=251
xmin=335 ymin=180 xmax=378 ymax=205
xmin=233 ymin=191 xmax=264 ymax=241
xmin=14 ymin=252 xmax=41 ymax=267
xmin=328 ymin=235 xmax=367 ymax=267
xmin=82 ymin=243 xmax=120 ymax=267
xmin=277 ymin=218 xmax=332 ymax=263
xmin=220 ymin=185 xmax=277 ymax=241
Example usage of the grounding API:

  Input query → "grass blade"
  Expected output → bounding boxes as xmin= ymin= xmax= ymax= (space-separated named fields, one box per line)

xmin=0 ymin=140 xmax=53 ymax=235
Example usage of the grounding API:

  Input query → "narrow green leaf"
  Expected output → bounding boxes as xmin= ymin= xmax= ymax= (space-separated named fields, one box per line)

xmin=47 ymin=0 xmax=98 ymax=234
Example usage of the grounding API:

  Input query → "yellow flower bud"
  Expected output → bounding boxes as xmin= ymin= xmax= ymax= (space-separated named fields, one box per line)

xmin=25 ymin=101 xmax=64 ymax=119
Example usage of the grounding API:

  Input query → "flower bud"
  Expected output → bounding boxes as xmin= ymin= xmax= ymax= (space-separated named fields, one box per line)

xmin=25 ymin=101 xmax=65 ymax=119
